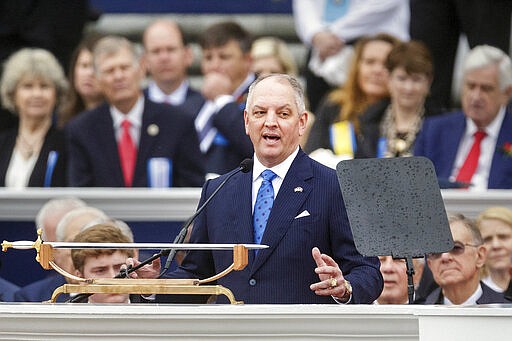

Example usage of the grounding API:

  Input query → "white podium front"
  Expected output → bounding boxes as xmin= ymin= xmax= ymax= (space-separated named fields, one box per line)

xmin=1 ymin=304 xmax=511 ymax=340
xmin=0 ymin=304 xmax=418 ymax=340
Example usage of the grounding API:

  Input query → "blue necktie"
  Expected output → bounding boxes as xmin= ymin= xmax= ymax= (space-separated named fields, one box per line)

xmin=253 ymin=169 xmax=277 ymax=246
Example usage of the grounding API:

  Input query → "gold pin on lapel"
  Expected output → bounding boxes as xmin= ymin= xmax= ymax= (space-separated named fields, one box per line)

xmin=294 ymin=186 xmax=303 ymax=193
xmin=147 ymin=124 xmax=159 ymax=136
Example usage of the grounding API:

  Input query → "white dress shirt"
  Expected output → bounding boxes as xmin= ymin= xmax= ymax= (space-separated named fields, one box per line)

xmin=251 ymin=147 xmax=299 ymax=212
xmin=444 ymin=284 xmax=483 ymax=305
xmin=147 ymin=80 xmax=189 ymax=106
xmin=110 ymin=96 xmax=145 ymax=147
xmin=450 ymin=106 xmax=506 ymax=190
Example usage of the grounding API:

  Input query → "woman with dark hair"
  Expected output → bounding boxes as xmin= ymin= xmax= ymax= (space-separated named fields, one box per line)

xmin=357 ymin=40 xmax=433 ymax=158
xmin=59 ymin=35 xmax=104 ymax=127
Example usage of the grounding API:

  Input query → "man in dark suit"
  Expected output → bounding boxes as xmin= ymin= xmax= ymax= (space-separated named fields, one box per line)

xmin=195 ymin=21 xmax=255 ymax=176
xmin=66 ymin=35 xmax=205 ymax=188
xmin=142 ymin=19 xmax=204 ymax=116
xmin=415 ymin=45 xmax=512 ymax=190
xmin=129 ymin=74 xmax=383 ymax=304
xmin=423 ymin=213 xmax=509 ymax=304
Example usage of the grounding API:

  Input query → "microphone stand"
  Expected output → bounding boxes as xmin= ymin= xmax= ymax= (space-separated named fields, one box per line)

xmin=158 ymin=158 xmax=254 ymax=277
xmin=67 ymin=159 xmax=253 ymax=303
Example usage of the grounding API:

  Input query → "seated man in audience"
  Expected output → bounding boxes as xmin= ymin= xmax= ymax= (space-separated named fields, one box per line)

xmin=14 ymin=206 xmax=108 ymax=302
xmin=414 ymin=45 xmax=512 ymax=190
xmin=142 ymin=19 xmax=204 ymax=116
xmin=424 ymin=213 xmax=509 ymax=304
xmin=66 ymin=35 xmax=205 ymax=188
xmin=376 ymin=256 xmax=425 ymax=304
xmin=72 ymin=224 xmax=135 ymax=303
xmin=195 ymin=21 xmax=255 ymax=176
xmin=12 ymin=197 xmax=86 ymax=302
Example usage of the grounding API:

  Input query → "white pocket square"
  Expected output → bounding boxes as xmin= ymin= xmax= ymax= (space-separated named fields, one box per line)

xmin=294 ymin=210 xmax=310 ymax=219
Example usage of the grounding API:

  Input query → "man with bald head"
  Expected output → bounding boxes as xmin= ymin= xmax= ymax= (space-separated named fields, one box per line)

xmin=129 ymin=74 xmax=382 ymax=304
xmin=14 ymin=206 xmax=109 ymax=302
xmin=142 ymin=19 xmax=203 ymax=115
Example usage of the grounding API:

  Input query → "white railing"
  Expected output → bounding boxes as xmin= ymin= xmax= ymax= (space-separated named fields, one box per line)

xmin=0 ymin=188 xmax=510 ymax=221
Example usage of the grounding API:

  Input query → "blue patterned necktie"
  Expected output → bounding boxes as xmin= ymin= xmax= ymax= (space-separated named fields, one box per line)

xmin=253 ymin=169 xmax=277 ymax=246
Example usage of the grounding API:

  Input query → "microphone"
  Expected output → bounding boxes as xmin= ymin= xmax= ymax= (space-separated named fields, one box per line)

xmin=158 ymin=158 xmax=253 ymax=276
xmin=68 ymin=159 xmax=253 ymax=303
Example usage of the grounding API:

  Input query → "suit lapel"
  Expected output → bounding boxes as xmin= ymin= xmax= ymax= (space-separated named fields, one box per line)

xmin=134 ymin=99 xmax=159 ymax=185
xmin=444 ymin=116 xmax=466 ymax=175
xmin=96 ymin=107 xmax=125 ymax=185
xmin=250 ymin=151 xmax=313 ymax=274
xmin=489 ymin=109 xmax=512 ymax=188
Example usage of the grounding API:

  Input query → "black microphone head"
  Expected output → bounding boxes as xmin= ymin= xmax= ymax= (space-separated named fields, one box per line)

xmin=239 ymin=159 xmax=254 ymax=173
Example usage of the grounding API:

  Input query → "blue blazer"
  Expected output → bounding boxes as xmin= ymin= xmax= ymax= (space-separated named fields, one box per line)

xmin=66 ymin=97 xmax=206 ymax=187
xmin=14 ymin=274 xmax=69 ymax=303
xmin=414 ymin=109 xmax=512 ymax=189
xmin=169 ymin=149 xmax=383 ymax=304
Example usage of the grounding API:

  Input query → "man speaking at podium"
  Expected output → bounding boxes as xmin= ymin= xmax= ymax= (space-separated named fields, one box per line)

xmin=130 ymin=74 xmax=382 ymax=304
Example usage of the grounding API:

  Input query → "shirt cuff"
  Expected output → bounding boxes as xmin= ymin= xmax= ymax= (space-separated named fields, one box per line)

xmin=332 ymin=294 xmax=352 ymax=304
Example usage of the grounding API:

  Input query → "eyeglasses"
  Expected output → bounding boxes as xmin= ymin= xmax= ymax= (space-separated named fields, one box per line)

xmin=428 ymin=241 xmax=480 ymax=260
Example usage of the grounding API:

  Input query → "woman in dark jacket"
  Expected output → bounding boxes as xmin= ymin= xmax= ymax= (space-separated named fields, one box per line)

xmin=0 ymin=48 xmax=69 ymax=187
xmin=357 ymin=40 xmax=434 ymax=159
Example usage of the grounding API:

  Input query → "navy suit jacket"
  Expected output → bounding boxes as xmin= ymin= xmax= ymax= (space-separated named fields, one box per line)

xmin=168 ymin=149 xmax=383 ymax=304
xmin=14 ymin=274 xmax=69 ymax=303
xmin=66 ymin=97 xmax=205 ymax=187
xmin=414 ymin=109 xmax=512 ymax=189
xmin=0 ymin=277 xmax=20 ymax=302
xmin=424 ymin=281 xmax=509 ymax=304
xmin=0 ymin=125 xmax=67 ymax=187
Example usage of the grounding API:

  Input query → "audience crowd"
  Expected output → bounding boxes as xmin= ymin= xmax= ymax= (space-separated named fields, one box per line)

xmin=1 ymin=2 xmax=512 ymax=306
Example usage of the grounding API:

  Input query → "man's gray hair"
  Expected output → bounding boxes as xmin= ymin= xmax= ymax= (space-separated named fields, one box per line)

xmin=447 ymin=212 xmax=483 ymax=245
xmin=36 ymin=197 xmax=87 ymax=238
xmin=93 ymin=35 xmax=141 ymax=75
xmin=463 ymin=45 xmax=512 ymax=91
xmin=246 ymin=74 xmax=306 ymax=114
xmin=55 ymin=206 xmax=109 ymax=242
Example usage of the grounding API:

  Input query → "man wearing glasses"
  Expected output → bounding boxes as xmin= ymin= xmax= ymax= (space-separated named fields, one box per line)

xmin=424 ymin=213 xmax=509 ymax=305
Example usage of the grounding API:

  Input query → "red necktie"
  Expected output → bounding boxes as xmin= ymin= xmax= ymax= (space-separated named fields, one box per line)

xmin=456 ymin=130 xmax=487 ymax=183
xmin=118 ymin=119 xmax=136 ymax=187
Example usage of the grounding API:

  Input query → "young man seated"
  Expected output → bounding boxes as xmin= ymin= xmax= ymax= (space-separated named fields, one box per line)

xmin=71 ymin=224 xmax=135 ymax=303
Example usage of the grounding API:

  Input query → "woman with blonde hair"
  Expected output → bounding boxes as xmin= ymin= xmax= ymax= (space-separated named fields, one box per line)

xmin=0 ymin=48 xmax=68 ymax=187
xmin=250 ymin=37 xmax=298 ymax=76
xmin=305 ymin=33 xmax=400 ymax=164
xmin=477 ymin=207 xmax=512 ymax=293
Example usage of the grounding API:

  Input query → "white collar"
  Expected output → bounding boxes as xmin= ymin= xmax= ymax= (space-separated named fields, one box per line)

xmin=147 ymin=80 xmax=189 ymax=105
xmin=444 ymin=283 xmax=483 ymax=305
xmin=252 ymin=147 xmax=299 ymax=181
xmin=110 ymin=96 xmax=144 ymax=129
xmin=464 ymin=105 xmax=506 ymax=139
